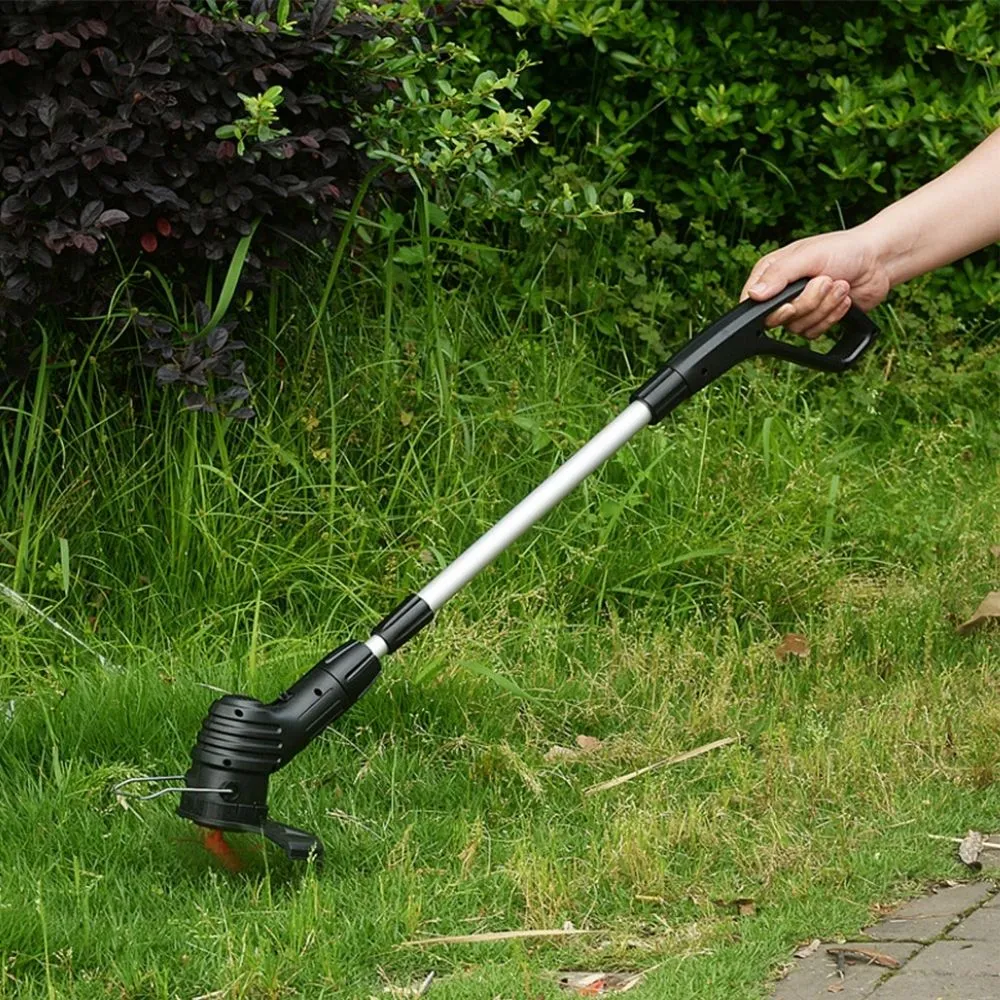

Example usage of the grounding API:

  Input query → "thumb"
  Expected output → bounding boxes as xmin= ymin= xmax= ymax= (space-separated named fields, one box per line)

xmin=743 ymin=245 xmax=822 ymax=302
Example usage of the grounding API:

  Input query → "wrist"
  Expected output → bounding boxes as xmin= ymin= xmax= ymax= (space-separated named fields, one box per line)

xmin=854 ymin=213 xmax=915 ymax=290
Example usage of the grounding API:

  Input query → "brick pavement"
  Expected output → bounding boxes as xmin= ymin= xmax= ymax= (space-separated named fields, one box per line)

xmin=772 ymin=881 xmax=1000 ymax=1000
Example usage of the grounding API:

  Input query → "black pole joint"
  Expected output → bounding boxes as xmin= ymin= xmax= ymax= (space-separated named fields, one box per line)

xmin=373 ymin=594 xmax=434 ymax=652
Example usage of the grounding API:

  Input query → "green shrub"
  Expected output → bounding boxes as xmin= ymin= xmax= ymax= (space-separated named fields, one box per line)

xmin=443 ymin=0 xmax=999 ymax=355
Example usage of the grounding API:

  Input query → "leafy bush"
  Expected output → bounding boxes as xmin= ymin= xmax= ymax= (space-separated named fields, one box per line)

xmin=444 ymin=0 xmax=999 ymax=354
xmin=0 ymin=2 xmax=370 ymax=317
xmin=0 ymin=0 xmax=546 ymax=395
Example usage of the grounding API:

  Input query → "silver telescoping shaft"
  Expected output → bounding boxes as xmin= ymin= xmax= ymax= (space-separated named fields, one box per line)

xmin=365 ymin=400 xmax=652 ymax=659
xmin=419 ymin=400 xmax=653 ymax=609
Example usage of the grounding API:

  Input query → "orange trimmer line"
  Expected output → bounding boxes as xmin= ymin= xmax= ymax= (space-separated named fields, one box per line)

xmin=202 ymin=827 xmax=245 ymax=872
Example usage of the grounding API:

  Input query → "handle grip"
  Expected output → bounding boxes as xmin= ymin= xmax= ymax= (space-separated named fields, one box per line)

xmin=734 ymin=278 xmax=877 ymax=373
xmin=633 ymin=277 xmax=878 ymax=423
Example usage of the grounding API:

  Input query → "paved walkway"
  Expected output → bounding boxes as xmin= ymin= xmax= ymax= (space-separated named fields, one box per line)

xmin=772 ymin=881 xmax=999 ymax=999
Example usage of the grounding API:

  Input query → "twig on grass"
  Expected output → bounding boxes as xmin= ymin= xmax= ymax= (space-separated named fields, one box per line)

xmin=398 ymin=928 xmax=599 ymax=948
xmin=583 ymin=737 xmax=737 ymax=795
xmin=928 ymin=834 xmax=1000 ymax=850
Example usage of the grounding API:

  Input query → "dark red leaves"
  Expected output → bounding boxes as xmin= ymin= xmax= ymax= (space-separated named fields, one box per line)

xmin=0 ymin=0 xmax=419 ymax=391
xmin=80 ymin=200 xmax=104 ymax=228
xmin=0 ymin=48 xmax=30 ymax=66
xmin=97 ymin=209 xmax=129 ymax=227
xmin=146 ymin=35 xmax=172 ymax=59
xmin=36 ymin=96 xmax=58 ymax=128
xmin=72 ymin=233 xmax=99 ymax=254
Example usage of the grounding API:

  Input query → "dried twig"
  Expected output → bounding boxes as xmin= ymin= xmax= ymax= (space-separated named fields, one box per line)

xmin=794 ymin=939 xmax=821 ymax=959
xmin=584 ymin=737 xmax=736 ymax=795
xmin=378 ymin=967 xmax=436 ymax=997
xmin=398 ymin=928 xmax=599 ymax=948
xmin=928 ymin=833 xmax=1000 ymax=850
xmin=555 ymin=965 xmax=660 ymax=994
xmin=825 ymin=947 xmax=900 ymax=970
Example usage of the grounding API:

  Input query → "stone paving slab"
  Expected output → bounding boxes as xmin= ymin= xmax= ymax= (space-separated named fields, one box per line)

xmin=870 ymin=974 xmax=1000 ymax=1000
xmin=770 ymin=882 xmax=998 ymax=999
xmin=903 ymin=940 xmax=1000 ymax=978
xmin=772 ymin=943 xmax=919 ymax=1000
xmin=887 ymin=882 xmax=992 ymax=918
xmin=859 ymin=913 xmax=956 ymax=944
xmin=948 ymin=901 xmax=1000 ymax=940
xmin=860 ymin=883 xmax=990 ymax=943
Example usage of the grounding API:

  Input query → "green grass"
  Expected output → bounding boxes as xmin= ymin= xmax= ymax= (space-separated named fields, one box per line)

xmin=1 ymin=246 xmax=999 ymax=999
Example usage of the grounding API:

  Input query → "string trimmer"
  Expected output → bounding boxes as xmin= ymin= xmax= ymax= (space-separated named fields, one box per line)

xmin=117 ymin=279 xmax=877 ymax=862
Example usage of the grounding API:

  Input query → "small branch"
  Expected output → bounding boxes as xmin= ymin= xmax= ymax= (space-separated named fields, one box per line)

xmin=398 ymin=928 xmax=599 ymax=948
xmin=928 ymin=834 xmax=1000 ymax=850
xmin=826 ymin=947 xmax=900 ymax=970
xmin=584 ymin=737 xmax=737 ymax=795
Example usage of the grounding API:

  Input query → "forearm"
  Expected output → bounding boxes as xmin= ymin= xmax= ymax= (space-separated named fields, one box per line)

xmin=858 ymin=128 xmax=1000 ymax=287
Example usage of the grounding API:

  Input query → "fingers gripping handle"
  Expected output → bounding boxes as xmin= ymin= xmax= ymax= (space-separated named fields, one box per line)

xmin=752 ymin=279 xmax=877 ymax=373
xmin=632 ymin=278 xmax=878 ymax=423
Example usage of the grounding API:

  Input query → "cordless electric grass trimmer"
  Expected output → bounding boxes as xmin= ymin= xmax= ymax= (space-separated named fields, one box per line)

xmin=120 ymin=280 xmax=877 ymax=863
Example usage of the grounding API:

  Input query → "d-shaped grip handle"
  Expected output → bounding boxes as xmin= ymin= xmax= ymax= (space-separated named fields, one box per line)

xmin=632 ymin=277 xmax=879 ymax=422
xmin=739 ymin=278 xmax=878 ymax=373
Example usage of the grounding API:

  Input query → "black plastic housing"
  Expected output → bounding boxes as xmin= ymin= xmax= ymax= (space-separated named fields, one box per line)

xmin=177 ymin=640 xmax=380 ymax=861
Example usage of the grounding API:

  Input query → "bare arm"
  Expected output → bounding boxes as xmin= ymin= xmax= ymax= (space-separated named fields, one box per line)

xmin=869 ymin=127 xmax=1000 ymax=285
xmin=741 ymin=129 xmax=1000 ymax=337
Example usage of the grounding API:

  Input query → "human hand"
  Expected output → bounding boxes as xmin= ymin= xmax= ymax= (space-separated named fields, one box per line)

xmin=741 ymin=228 xmax=891 ymax=339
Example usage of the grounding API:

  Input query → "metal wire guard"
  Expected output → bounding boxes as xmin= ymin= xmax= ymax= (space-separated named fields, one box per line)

xmin=113 ymin=775 xmax=232 ymax=801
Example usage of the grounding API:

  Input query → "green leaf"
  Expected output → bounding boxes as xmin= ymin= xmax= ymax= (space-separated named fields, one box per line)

xmin=610 ymin=49 xmax=643 ymax=66
xmin=474 ymin=70 xmax=499 ymax=93
xmin=496 ymin=6 xmax=528 ymax=28
xmin=402 ymin=76 xmax=418 ymax=103
xmin=202 ymin=217 xmax=260 ymax=336
xmin=424 ymin=201 xmax=449 ymax=229
xmin=380 ymin=208 xmax=405 ymax=234
xmin=59 ymin=537 xmax=70 ymax=597
xmin=460 ymin=660 xmax=536 ymax=700
xmin=393 ymin=245 xmax=426 ymax=265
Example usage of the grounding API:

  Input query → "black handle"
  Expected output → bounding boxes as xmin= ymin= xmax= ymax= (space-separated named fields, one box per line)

xmin=633 ymin=277 xmax=878 ymax=423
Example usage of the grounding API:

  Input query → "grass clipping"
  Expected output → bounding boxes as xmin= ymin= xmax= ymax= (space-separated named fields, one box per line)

xmin=398 ymin=928 xmax=598 ymax=948
xmin=584 ymin=737 xmax=737 ymax=795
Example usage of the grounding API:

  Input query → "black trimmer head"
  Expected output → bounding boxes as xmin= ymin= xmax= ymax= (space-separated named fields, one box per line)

xmin=177 ymin=639 xmax=384 ymax=862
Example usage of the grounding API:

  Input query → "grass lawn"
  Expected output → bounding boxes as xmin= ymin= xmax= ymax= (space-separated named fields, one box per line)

xmin=1 ymin=255 xmax=999 ymax=999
